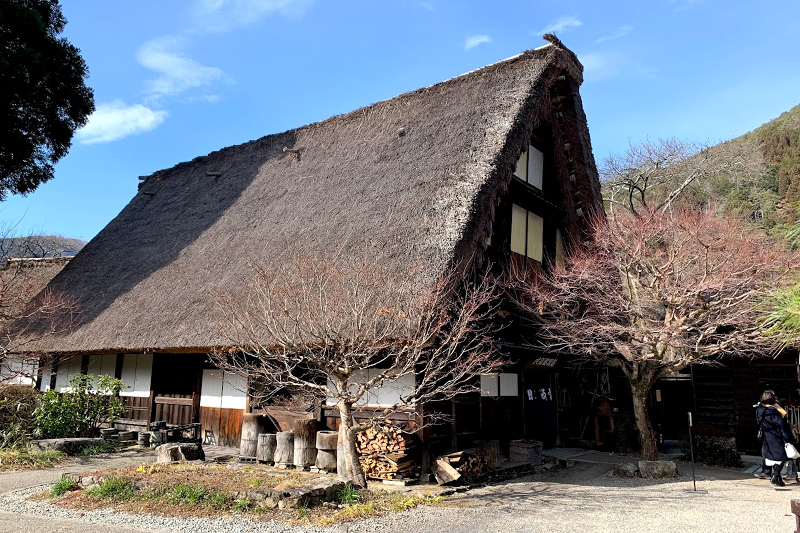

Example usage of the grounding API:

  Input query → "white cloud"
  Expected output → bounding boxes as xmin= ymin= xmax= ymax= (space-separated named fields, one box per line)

xmin=580 ymin=51 xmax=657 ymax=83
xmin=464 ymin=34 xmax=491 ymax=51
xmin=594 ymin=25 xmax=633 ymax=44
xmin=580 ymin=51 xmax=624 ymax=82
xmin=672 ymin=0 xmax=703 ymax=11
xmin=187 ymin=94 xmax=222 ymax=103
xmin=137 ymin=37 xmax=229 ymax=97
xmin=193 ymin=0 xmax=314 ymax=32
xmin=535 ymin=16 xmax=582 ymax=36
xmin=76 ymin=101 xmax=168 ymax=145
xmin=419 ymin=2 xmax=434 ymax=10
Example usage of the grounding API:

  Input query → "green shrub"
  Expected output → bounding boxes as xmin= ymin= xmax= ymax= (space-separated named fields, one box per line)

xmin=50 ymin=476 xmax=77 ymax=497
xmin=34 ymin=374 xmax=126 ymax=438
xmin=0 ymin=384 xmax=40 ymax=447
xmin=86 ymin=476 xmax=135 ymax=500
xmin=169 ymin=483 xmax=208 ymax=505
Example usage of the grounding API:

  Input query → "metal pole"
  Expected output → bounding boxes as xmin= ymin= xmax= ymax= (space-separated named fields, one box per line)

xmin=688 ymin=411 xmax=697 ymax=491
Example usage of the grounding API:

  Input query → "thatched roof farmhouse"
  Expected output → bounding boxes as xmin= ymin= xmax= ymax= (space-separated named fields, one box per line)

xmin=31 ymin=37 xmax=604 ymax=451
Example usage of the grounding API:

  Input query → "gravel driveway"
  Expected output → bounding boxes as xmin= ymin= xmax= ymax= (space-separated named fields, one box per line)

xmin=0 ymin=458 xmax=796 ymax=533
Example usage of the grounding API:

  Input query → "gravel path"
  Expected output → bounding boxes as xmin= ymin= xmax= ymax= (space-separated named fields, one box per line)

xmin=0 ymin=459 xmax=796 ymax=533
xmin=0 ymin=449 xmax=156 ymax=494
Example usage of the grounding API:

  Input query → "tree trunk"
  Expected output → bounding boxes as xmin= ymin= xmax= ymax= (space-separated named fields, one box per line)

xmin=630 ymin=378 xmax=658 ymax=461
xmin=338 ymin=401 xmax=367 ymax=488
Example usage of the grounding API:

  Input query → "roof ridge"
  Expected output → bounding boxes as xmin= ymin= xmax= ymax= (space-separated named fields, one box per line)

xmin=144 ymin=43 xmax=579 ymax=182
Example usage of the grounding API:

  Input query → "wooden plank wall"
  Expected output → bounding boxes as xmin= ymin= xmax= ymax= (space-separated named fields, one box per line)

xmin=731 ymin=353 xmax=799 ymax=454
xmin=200 ymin=407 xmax=243 ymax=447
xmin=691 ymin=365 xmax=736 ymax=434
xmin=121 ymin=396 xmax=150 ymax=422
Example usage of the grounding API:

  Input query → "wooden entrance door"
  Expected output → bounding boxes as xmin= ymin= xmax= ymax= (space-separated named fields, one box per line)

xmin=150 ymin=354 xmax=202 ymax=426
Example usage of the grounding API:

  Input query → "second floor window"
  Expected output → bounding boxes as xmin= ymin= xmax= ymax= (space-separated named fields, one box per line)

xmin=511 ymin=204 xmax=543 ymax=262
xmin=513 ymin=145 xmax=544 ymax=190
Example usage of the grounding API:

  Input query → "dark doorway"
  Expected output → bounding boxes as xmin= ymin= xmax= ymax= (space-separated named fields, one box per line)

xmin=151 ymin=354 xmax=202 ymax=426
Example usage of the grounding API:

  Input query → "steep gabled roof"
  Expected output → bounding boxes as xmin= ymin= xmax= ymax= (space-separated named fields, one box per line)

xmin=29 ymin=39 xmax=602 ymax=354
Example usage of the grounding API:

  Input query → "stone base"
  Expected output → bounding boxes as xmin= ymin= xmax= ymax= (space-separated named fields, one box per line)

xmin=609 ymin=463 xmax=639 ymax=478
xmin=155 ymin=442 xmax=205 ymax=463
xmin=638 ymin=460 xmax=678 ymax=479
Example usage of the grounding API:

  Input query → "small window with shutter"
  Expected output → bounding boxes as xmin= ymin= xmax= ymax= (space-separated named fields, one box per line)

xmin=527 ymin=146 xmax=544 ymax=189
xmin=513 ymin=145 xmax=544 ymax=190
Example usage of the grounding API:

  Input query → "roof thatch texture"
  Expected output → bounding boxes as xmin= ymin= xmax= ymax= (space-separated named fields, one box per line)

xmin=28 ymin=41 xmax=601 ymax=354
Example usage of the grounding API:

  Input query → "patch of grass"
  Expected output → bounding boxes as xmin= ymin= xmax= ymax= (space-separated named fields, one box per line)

xmin=296 ymin=505 xmax=311 ymax=519
xmin=336 ymin=482 xmax=361 ymax=505
xmin=76 ymin=441 xmax=116 ymax=457
xmin=232 ymin=498 xmax=251 ymax=513
xmin=0 ymin=448 xmax=66 ymax=471
xmin=50 ymin=476 xmax=77 ymax=497
xmin=169 ymin=483 xmax=208 ymax=505
xmin=205 ymin=491 xmax=230 ymax=509
xmin=86 ymin=476 xmax=136 ymax=501
xmin=135 ymin=488 xmax=166 ymax=502
xmin=390 ymin=496 xmax=418 ymax=512
xmin=245 ymin=477 xmax=263 ymax=488
xmin=389 ymin=493 xmax=445 ymax=512
xmin=333 ymin=501 xmax=376 ymax=521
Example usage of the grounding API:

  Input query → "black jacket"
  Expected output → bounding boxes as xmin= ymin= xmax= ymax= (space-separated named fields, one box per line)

xmin=757 ymin=405 xmax=792 ymax=462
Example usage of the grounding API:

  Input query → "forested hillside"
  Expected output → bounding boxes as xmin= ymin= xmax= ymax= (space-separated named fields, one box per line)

xmin=601 ymin=103 xmax=800 ymax=240
xmin=0 ymin=235 xmax=85 ymax=260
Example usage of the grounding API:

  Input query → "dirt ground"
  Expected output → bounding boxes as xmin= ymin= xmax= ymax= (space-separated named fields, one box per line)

xmin=342 ymin=461 xmax=800 ymax=533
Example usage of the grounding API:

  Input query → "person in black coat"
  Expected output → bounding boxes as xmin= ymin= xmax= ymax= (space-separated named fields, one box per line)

xmin=756 ymin=389 xmax=792 ymax=487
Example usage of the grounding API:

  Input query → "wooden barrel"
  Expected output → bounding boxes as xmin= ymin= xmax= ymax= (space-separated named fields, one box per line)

xmin=293 ymin=419 xmax=317 ymax=468
xmin=275 ymin=431 xmax=294 ymax=465
xmin=256 ymin=433 xmax=277 ymax=463
xmin=138 ymin=432 xmax=150 ymax=447
xmin=315 ymin=449 xmax=337 ymax=471
xmin=316 ymin=430 xmax=338 ymax=451
xmin=240 ymin=413 xmax=270 ymax=457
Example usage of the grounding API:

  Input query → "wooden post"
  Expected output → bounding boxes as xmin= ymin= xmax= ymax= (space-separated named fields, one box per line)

xmin=293 ymin=419 xmax=317 ymax=469
xmin=791 ymin=499 xmax=800 ymax=533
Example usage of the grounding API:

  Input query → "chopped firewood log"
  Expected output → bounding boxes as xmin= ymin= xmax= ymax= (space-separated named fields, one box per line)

xmin=356 ymin=423 xmax=419 ymax=480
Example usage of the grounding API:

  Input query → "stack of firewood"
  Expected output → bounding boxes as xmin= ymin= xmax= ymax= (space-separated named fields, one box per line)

xmin=432 ymin=450 xmax=491 ymax=484
xmin=356 ymin=425 xmax=417 ymax=480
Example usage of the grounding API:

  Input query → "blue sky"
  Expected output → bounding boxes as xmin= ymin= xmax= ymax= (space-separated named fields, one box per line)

xmin=4 ymin=0 xmax=800 ymax=241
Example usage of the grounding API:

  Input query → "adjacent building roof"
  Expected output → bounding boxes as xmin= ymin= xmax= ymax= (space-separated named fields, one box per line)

xmin=28 ymin=37 xmax=602 ymax=354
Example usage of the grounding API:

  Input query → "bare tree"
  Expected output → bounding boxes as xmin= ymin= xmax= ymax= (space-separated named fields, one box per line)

xmin=514 ymin=206 xmax=796 ymax=460
xmin=210 ymin=254 xmax=502 ymax=487
xmin=602 ymin=138 xmax=764 ymax=216
xmin=0 ymin=230 xmax=79 ymax=385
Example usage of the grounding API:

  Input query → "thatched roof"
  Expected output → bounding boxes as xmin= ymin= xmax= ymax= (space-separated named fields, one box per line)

xmin=29 ymin=40 xmax=602 ymax=354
